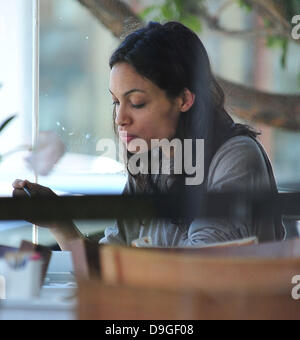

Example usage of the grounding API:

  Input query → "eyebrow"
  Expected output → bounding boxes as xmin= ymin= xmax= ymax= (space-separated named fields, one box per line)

xmin=109 ymin=88 xmax=146 ymax=97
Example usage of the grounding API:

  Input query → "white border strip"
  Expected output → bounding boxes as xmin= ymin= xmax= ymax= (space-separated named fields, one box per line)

xmin=32 ymin=0 xmax=40 ymax=244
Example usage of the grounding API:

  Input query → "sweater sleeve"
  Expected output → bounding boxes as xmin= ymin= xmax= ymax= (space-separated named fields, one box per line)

xmin=99 ymin=175 xmax=132 ymax=246
xmin=184 ymin=136 xmax=273 ymax=246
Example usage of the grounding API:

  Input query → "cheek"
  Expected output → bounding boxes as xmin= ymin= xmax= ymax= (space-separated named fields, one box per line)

xmin=153 ymin=113 xmax=180 ymax=139
xmin=139 ymin=124 xmax=157 ymax=139
xmin=134 ymin=103 xmax=180 ymax=140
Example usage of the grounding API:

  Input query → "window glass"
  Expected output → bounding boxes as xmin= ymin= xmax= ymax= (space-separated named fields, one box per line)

xmin=0 ymin=0 xmax=34 ymax=246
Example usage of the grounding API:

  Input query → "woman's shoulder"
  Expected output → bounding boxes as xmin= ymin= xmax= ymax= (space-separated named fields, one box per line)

xmin=211 ymin=135 xmax=266 ymax=168
xmin=207 ymin=135 xmax=271 ymax=191
xmin=218 ymin=134 xmax=262 ymax=152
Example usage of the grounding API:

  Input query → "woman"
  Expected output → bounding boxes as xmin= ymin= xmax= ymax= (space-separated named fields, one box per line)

xmin=13 ymin=21 xmax=285 ymax=249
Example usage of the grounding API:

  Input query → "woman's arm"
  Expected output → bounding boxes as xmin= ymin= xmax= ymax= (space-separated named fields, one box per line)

xmin=99 ymin=176 xmax=135 ymax=246
xmin=49 ymin=220 xmax=87 ymax=251
xmin=12 ymin=179 xmax=89 ymax=250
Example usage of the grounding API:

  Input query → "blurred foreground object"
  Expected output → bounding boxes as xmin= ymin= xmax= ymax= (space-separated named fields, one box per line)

xmin=78 ymin=278 xmax=300 ymax=320
xmin=77 ymin=238 xmax=300 ymax=320
xmin=25 ymin=131 xmax=66 ymax=176
xmin=0 ymin=241 xmax=52 ymax=300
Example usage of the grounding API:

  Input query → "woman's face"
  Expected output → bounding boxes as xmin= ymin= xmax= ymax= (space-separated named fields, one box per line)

xmin=109 ymin=62 xmax=184 ymax=154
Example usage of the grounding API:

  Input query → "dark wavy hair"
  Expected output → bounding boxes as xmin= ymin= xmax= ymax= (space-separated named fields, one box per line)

xmin=109 ymin=21 xmax=258 ymax=215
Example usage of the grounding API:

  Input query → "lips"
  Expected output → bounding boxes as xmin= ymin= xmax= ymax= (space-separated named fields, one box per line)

xmin=126 ymin=135 xmax=137 ymax=143
xmin=119 ymin=131 xmax=138 ymax=143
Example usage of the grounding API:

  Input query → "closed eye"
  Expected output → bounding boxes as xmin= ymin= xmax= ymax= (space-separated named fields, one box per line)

xmin=112 ymin=101 xmax=145 ymax=109
xmin=131 ymin=103 xmax=145 ymax=109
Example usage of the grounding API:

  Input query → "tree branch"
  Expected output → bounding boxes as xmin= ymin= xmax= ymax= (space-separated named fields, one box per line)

xmin=215 ymin=0 xmax=236 ymax=17
xmin=77 ymin=0 xmax=142 ymax=38
xmin=76 ymin=0 xmax=300 ymax=131
xmin=198 ymin=1 xmax=300 ymax=46
xmin=199 ymin=5 xmax=273 ymax=39
xmin=243 ymin=0 xmax=299 ymax=43
xmin=244 ymin=0 xmax=291 ymax=31
xmin=218 ymin=77 xmax=300 ymax=131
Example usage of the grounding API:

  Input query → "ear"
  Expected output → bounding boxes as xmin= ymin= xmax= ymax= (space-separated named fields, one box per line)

xmin=180 ymin=88 xmax=195 ymax=112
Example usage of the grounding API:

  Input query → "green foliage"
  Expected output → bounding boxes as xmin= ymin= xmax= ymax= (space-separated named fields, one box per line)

xmin=237 ymin=0 xmax=253 ymax=12
xmin=139 ymin=0 xmax=203 ymax=33
xmin=0 ymin=114 xmax=17 ymax=162
xmin=266 ymin=36 xmax=289 ymax=68
xmin=263 ymin=18 xmax=272 ymax=28
xmin=181 ymin=14 xmax=202 ymax=33
xmin=285 ymin=0 xmax=300 ymax=21
xmin=0 ymin=84 xmax=17 ymax=136
xmin=140 ymin=0 xmax=299 ymax=79
xmin=139 ymin=5 xmax=158 ymax=20
xmin=237 ymin=0 xmax=299 ymax=72
xmin=0 ymin=115 xmax=16 ymax=134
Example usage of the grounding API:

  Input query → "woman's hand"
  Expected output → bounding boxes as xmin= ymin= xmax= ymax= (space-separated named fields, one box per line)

xmin=12 ymin=179 xmax=59 ymax=229
xmin=12 ymin=179 xmax=85 ymax=250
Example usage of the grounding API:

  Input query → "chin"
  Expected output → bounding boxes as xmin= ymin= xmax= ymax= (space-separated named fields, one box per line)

xmin=125 ymin=139 xmax=150 ymax=154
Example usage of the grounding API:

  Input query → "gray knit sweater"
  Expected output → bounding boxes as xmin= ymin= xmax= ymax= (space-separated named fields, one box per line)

xmin=99 ymin=136 xmax=285 ymax=247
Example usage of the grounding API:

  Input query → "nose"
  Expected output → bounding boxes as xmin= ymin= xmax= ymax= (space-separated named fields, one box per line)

xmin=115 ymin=104 xmax=131 ymax=127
